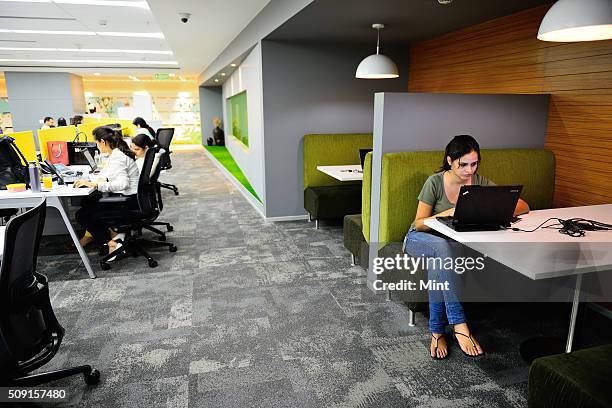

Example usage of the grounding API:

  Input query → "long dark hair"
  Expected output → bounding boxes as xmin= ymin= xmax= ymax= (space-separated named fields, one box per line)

xmin=93 ymin=126 xmax=135 ymax=160
xmin=131 ymin=133 xmax=156 ymax=149
xmin=440 ymin=135 xmax=481 ymax=171
xmin=132 ymin=117 xmax=156 ymax=138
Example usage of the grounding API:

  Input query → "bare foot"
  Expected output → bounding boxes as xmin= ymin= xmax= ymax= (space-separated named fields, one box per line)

xmin=453 ymin=323 xmax=484 ymax=356
xmin=431 ymin=333 xmax=448 ymax=359
xmin=79 ymin=235 xmax=93 ymax=247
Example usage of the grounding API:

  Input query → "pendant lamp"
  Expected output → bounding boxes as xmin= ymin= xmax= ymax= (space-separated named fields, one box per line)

xmin=538 ymin=0 xmax=612 ymax=42
xmin=355 ymin=23 xmax=399 ymax=79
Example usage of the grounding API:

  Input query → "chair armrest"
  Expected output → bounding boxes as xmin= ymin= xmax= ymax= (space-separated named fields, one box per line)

xmin=98 ymin=196 xmax=130 ymax=204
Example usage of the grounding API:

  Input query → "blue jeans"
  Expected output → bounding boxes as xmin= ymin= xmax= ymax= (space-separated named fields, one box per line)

xmin=403 ymin=228 xmax=466 ymax=334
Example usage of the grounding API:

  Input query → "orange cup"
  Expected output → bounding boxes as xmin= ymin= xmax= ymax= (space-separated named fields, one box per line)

xmin=42 ymin=176 xmax=53 ymax=189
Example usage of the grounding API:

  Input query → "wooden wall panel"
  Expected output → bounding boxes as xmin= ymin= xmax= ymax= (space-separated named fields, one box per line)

xmin=408 ymin=4 xmax=612 ymax=208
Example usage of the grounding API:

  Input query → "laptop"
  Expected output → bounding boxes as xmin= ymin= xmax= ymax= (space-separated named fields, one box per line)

xmin=359 ymin=148 xmax=373 ymax=170
xmin=438 ymin=185 xmax=523 ymax=232
xmin=42 ymin=160 xmax=83 ymax=184
xmin=82 ymin=149 xmax=98 ymax=172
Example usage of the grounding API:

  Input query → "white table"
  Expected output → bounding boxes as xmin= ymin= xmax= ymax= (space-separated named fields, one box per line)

xmin=0 ymin=184 xmax=97 ymax=278
xmin=425 ymin=204 xmax=612 ymax=352
xmin=316 ymin=165 xmax=363 ymax=181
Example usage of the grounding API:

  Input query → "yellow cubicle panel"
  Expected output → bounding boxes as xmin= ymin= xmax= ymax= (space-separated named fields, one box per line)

xmin=76 ymin=122 xmax=99 ymax=142
xmin=10 ymin=131 xmax=37 ymax=163
xmin=81 ymin=116 xmax=100 ymax=124
xmin=99 ymin=118 xmax=137 ymax=137
xmin=38 ymin=126 xmax=77 ymax=160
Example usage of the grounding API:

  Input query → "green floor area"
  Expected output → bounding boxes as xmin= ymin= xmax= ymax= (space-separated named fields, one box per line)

xmin=204 ymin=146 xmax=261 ymax=202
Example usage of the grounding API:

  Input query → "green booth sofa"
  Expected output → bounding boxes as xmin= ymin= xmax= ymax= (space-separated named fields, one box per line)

xmin=528 ymin=344 xmax=612 ymax=408
xmin=344 ymin=148 xmax=555 ymax=322
xmin=303 ymin=133 xmax=372 ymax=229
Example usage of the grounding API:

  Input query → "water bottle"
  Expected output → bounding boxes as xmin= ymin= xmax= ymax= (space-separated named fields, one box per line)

xmin=94 ymin=150 xmax=101 ymax=167
xmin=28 ymin=162 xmax=41 ymax=192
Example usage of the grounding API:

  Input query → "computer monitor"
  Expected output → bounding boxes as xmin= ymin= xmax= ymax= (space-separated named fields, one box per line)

xmin=359 ymin=149 xmax=373 ymax=170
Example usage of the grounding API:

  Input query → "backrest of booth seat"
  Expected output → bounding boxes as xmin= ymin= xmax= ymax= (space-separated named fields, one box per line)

xmin=37 ymin=126 xmax=77 ymax=160
xmin=364 ymin=149 xmax=555 ymax=244
xmin=303 ymin=133 xmax=372 ymax=190
xmin=10 ymin=131 xmax=37 ymax=163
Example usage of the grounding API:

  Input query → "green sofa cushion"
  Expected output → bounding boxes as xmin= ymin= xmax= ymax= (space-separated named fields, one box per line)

xmin=304 ymin=185 xmax=362 ymax=220
xmin=528 ymin=344 xmax=612 ymax=408
xmin=303 ymin=133 xmax=372 ymax=190
xmin=343 ymin=214 xmax=365 ymax=264
xmin=363 ymin=149 xmax=555 ymax=244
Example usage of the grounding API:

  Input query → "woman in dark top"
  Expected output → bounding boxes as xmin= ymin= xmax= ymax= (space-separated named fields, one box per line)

xmin=404 ymin=135 xmax=529 ymax=359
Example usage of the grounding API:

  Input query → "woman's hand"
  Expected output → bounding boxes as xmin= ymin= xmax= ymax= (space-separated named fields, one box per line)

xmin=73 ymin=180 xmax=97 ymax=189
xmin=435 ymin=207 xmax=455 ymax=218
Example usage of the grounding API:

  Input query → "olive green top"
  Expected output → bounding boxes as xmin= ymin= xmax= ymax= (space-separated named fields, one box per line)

xmin=411 ymin=171 xmax=495 ymax=229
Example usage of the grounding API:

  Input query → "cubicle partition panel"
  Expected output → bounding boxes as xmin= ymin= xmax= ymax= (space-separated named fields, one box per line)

xmin=366 ymin=92 xmax=550 ymax=289
xmin=10 ymin=131 xmax=37 ymax=163
xmin=37 ymin=126 xmax=78 ymax=160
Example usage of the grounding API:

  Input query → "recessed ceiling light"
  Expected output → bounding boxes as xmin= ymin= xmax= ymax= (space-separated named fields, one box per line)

xmin=93 ymin=72 xmax=101 ymax=75
xmin=230 ymin=63 xmax=237 ymax=67
xmin=214 ymin=78 xmax=219 ymax=82
xmin=178 ymin=76 xmax=186 ymax=82
xmin=0 ymin=46 xmax=172 ymax=55
xmin=220 ymin=72 xmax=226 ymax=76
xmin=169 ymin=73 xmax=176 ymax=77
xmin=128 ymin=75 xmax=140 ymax=81
xmin=0 ymin=0 xmax=150 ymax=8
xmin=0 ymin=58 xmax=178 ymax=65
xmin=98 ymin=32 xmax=164 ymax=39
xmin=0 ymin=29 xmax=164 ymax=39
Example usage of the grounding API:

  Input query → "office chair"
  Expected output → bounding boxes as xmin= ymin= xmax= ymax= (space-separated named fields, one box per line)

xmin=0 ymin=198 xmax=100 ymax=386
xmin=98 ymin=147 xmax=177 ymax=270
xmin=155 ymin=127 xmax=179 ymax=196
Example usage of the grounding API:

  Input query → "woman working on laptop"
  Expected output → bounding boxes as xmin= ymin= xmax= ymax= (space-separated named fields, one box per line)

xmin=73 ymin=126 xmax=140 ymax=258
xmin=405 ymin=135 xmax=529 ymax=360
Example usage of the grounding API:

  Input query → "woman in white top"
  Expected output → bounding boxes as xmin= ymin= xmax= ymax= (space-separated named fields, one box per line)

xmin=74 ymin=126 xmax=139 ymax=256
xmin=130 ymin=133 xmax=157 ymax=173
xmin=133 ymin=117 xmax=155 ymax=140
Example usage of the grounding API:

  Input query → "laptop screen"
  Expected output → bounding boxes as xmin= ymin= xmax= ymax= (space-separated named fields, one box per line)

xmin=359 ymin=149 xmax=373 ymax=170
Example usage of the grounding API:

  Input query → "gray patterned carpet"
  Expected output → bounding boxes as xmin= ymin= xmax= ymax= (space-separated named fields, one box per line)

xmin=29 ymin=150 xmax=578 ymax=407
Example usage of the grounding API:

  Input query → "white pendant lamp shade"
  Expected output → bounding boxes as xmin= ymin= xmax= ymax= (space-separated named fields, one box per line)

xmin=355 ymin=54 xmax=399 ymax=79
xmin=538 ymin=0 xmax=612 ymax=42
xmin=356 ymin=23 xmax=399 ymax=79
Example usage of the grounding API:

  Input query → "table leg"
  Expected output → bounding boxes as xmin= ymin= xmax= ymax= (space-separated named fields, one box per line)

xmin=565 ymin=274 xmax=583 ymax=353
xmin=48 ymin=196 xmax=96 ymax=279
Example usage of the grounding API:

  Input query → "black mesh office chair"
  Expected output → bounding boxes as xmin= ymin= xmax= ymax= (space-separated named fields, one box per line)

xmin=0 ymin=198 xmax=100 ymax=386
xmin=98 ymin=147 xmax=177 ymax=270
xmin=155 ymin=127 xmax=179 ymax=196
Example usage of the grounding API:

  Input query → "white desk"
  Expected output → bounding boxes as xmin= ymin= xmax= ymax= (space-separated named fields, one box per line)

xmin=0 ymin=184 xmax=96 ymax=278
xmin=425 ymin=204 xmax=612 ymax=352
xmin=316 ymin=165 xmax=363 ymax=181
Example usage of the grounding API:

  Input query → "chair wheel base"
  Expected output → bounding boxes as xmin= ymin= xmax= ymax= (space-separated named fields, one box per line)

xmin=148 ymin=260 xmax=158 ymax=268
xmin=84 ymin=369 xmax=101 ymax=385
xmin=159 ymin=235 xmax=166 ymax=241
xmin=169 ymin=245 xmax=177 ymax=252
xmin=100 ymin=262 xmax=111 ymax=270
xmin=167 ymin=226 xmax=174 ymax=232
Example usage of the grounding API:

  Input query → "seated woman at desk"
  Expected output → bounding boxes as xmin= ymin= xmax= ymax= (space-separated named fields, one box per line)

xmin=133 ymin=117 xmax=156 ymax=140
xmin=130 ymin=133 xmax=157 ymax=173
xmin=74 ymin=126 xmax=139 ymax=256
xmin=405 ymin=135 xmax=529 ymax=359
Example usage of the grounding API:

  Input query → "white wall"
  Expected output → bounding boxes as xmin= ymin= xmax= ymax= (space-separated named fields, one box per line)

xmin=222 ymin=42 xmax=266 ymax=205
